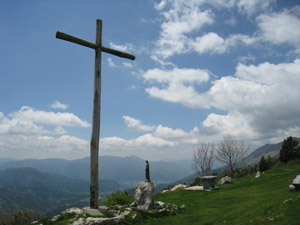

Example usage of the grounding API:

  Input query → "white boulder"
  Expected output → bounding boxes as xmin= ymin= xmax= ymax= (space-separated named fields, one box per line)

xmin=219 ymin=176 xmax=234 ymax=185
xmin=170 ymin=184 xmax=187 ymax=191
xmin=134 ymin=181 xmax=155 ymax=210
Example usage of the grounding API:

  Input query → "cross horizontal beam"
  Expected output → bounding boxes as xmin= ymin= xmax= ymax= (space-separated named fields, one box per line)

xmin=56 ymin=31 xmax=135 ymax=60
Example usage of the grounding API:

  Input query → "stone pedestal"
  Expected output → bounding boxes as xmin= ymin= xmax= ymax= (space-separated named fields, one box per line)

xmin=133 ymin=181 xmax=155 ymax=210
xmin=201 ymin=176 xmax=217 ymax=190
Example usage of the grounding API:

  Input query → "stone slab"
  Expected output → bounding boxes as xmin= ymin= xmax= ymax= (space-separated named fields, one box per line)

xmin=82 ymin=207 xmax=104 ymax=217
xmin=184 ymin=186 xmax=204 ymax=191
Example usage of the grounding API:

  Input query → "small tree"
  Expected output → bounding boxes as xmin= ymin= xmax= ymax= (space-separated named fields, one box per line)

xmin=279 ymin=136 xmax=299 ymax=163
xmin=216 ymin=135 xmax=249 ymax=176
xmin=258 ymin=156 xmax=269 ymax=172
xmin=192 ymin=143 xmax=215 ymax=176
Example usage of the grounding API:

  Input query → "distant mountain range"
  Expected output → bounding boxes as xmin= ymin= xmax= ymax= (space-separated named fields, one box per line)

xmin=0 ymin=167 xmax=90 ymax=218
xmin=0 ymin=138 xmax=296 ymax=218
xmin=0 ymin=155 xmax=193 ymax=187
xmin=0 ymin=155 xmax=193 ymax=218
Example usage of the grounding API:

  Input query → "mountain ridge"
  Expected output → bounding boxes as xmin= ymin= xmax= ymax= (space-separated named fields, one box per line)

xmin=0 ymin=155 xmax=193 ymax=185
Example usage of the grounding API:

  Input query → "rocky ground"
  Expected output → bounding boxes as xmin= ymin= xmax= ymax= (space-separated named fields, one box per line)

xmin=32 ymin=201 xmax=185 ymax=225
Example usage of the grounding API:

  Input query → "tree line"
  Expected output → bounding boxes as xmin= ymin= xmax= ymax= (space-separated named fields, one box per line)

xmin=192 ymin=135 xmax=300 ymax=178
xmin=192 ymin=134 xmax=249 ymax=177
xmin=258 ymin=136 xmax=300 ymax=172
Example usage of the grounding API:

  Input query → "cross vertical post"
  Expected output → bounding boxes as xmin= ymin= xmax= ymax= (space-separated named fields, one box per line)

xmin=90 ymin=19 xmax=102 ymax=209
xmin=56 ymin=19 xmax=135 ymax=209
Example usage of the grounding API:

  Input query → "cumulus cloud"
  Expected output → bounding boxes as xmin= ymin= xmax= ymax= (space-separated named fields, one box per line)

xmin=107 ymin=58 xmax=117 ymax=68
xmin=122 ymin=115 xmax=155 ymax=132
xmin=122 ymin=62 xmax=133 ymax=68
xmin=10 ymin=106 xmax=90 ymax=128
xmin=154 ymin=125 xmax=187 ymax=139
xmin=109 ymin=42 xmax=135 ymax=52
xmin=257 ymin=9 xmax=300 ymax=49
xmin=143 ymin=67 xmax=210 ymax=108
xmin=50 ymin=100 xmax=69 ymax=110
xmin=191 ymin=33 xmax=256 ymax=55
xmin=202 ymin=59 xmax=300 ymax=141
xmin=0 ymin=113 xmax=48 ymax=135
xmin=237 ymin=0 xmax=275 ymax=16
xmin=0 ymin=105 xmax=92 ymax=158
xmin=154 ymin=3 xmax=214 ymax=59
xmin=0 ymin=134 xmax=89 ymax=152
xmin=100 ymin=133 xmax=175 ymax=150
xmin=108 ymin=115 xmax=203 ymax=151
xmin=142 ymin=57 xmax=300 ymax=143
xmin=151 ymin=0 xmax=281 ymax=60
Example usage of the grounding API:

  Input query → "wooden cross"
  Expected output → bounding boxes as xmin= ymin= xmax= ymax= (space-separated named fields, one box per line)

xmin=56 ymin=19 xmax=135 ymax=209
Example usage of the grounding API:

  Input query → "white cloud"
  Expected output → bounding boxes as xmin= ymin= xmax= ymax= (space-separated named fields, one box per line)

xmin=143 ymin=67 xmax=210 ymax=108
xmin=153 ymin=125 xmax=201 ymax=144
xmin=0 ymin=105 xmax=92 ymax=158
xmin=142 ymin=57 xmax=300 ymax=143
xmin=238 ymin=54 xmax=256 ymax=63
xmin=257 ymin=9 xmax=300 ymax=48
xmin=10 ymin=106 xmax=90 ymax=128
xmin=132 ymin=134 xmax=175 ymax=148
xmin=224 ymin=17 xmax=237 ymax=26
xmin=152 ymin=0 xmax=264 ymax=59
xmin=107 ymin=57 xmax=134 ymax=69
xmin=0 ymin=115 xmax=48 ymax=135
xmin=153 ymin=0 xmax=214 ymax=59
xmin=122 ymin=115 xmax=155 ymax=132
xmin=0 ymin=134 xmax=89 ymax=152
xmin=192 ymin=33 xmax=227 ymax=54
xmin=122 ymin=62 xmax=133 ymax=68
xmin=191 ymin=33 xmax=256 ymax=55
xmin=154 ymin=125 xmax=187 ymax=139
xmin=107 ymin=58 xmax=116 ymax=67
xmin=100 ymin=133 xmax=174 ymax=150
xmin=54 ymin=126 xmax=67 ymax=135
xmin=143 ymin=67 xmax=210 ymax=84
xmin=50 ymin=100 xmax=69 ymax=110
xmin=200 ymin=59 xmax=300 ymax=141
xmin=237 ymin=0 xmax=275 ymax=16
xmin=101 ymin=116 xmax=203 ymax=152
xmin=109 ymin=42 xmax=135 ymax=52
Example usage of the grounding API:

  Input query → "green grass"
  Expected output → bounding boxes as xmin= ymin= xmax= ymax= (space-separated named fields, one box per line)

xmin=135 ymin=163 xmax=300 ymax=225
xmin=103 ymin=191 xmax=134 ymax=207
xmin=21 ymin=163 xmax=300 ymax=225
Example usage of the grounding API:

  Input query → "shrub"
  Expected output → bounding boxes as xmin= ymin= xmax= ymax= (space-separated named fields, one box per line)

xmin=190 ymin=177 xmax=202 ymax=186
xmin=103 ymin=191 xmax=134 ymax=207
xmin=0 ymin=209 xmax=40 ymax=225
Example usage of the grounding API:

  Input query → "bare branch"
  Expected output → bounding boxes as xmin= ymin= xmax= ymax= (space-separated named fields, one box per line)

xmin=216 ymin=134 xmax=249 ymax=176
xmin=192 ymin=143 xmax=215 ymax=176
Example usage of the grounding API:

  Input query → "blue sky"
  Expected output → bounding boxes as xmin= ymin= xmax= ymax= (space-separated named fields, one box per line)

xmin=1 ymin=0 xmax=300 ymax=160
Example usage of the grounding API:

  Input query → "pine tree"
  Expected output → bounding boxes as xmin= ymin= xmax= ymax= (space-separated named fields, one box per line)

xmin=279 ymin=136 xmax=299 ymax=163
xmin=259 ymin=156 xmax=269 ymax=172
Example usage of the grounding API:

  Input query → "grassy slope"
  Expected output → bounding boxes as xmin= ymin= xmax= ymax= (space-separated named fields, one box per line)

xmin=140 ymin=163 xmax=300 ymax=225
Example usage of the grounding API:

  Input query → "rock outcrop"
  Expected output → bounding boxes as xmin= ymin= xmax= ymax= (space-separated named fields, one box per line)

xmin=289 ymin=175 xmax=300 ymax=190
xmin=132 ymin=181 xmax=155 ymax=210
xmin=39 ymin=200 xmax=185 ymax=225
xmin=255 ymin=171 xmax=263 ymax=178
xmin=218 ymin=176 xmax=234 ymax=185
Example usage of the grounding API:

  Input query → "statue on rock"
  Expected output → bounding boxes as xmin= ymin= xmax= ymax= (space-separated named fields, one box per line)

xmin=145 ymin=160 xmax=150 ymax=182
xmin=132 ymin=160 xmax=155 ymax=210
